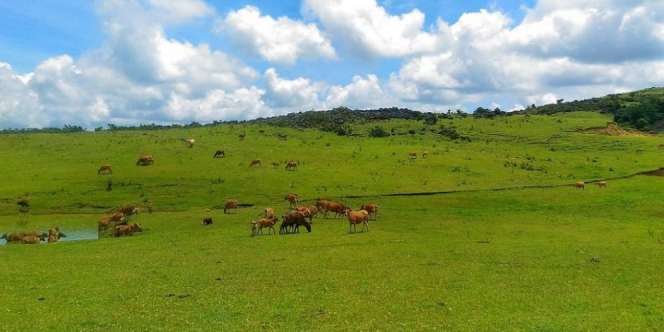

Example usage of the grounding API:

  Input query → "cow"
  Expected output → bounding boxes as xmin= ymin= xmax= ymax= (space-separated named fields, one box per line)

xmin=136 ymin=155 xmax=154 ymax=166
xmin=346 ymin=209 xmax=370 ymax=233
xmin=1 ymin=231 xmax=45 ymax=244
xmin=408 ymin=152 xmax=418 ymax=160
xmin=249 ymin=159 xmax=262 ymax=168
xmin=422 ymin=151 xmax=429 ymax=159
xmin=183 ymin=138 xmax=195 ymax=148
xmin=115 ymin=206 xmax=140 ymax=216
xmin=47 ymin=227 xmax=66 ymax=243
xmin=114 ymin=223 xmax=142 ymax=237
xmin=202 ymin=217 xmax=213 ymax=226
xmin=360 ymin=203 xmax=379 ymax=220
xmin=213 ymin=150 xmax=225 ymax=159
xmin=285 ymin=160 xmax=298 ymax=171
xmin=280 ymin=211 xmax=311 ymax=234
xmin=224 ymin=199 xmax=239 ymax=214
xmin=285 ymin=193 xmax=299 ymax=208
xmin=252 ymin=217 xmax=279 ymax=236
xmin=597 ymin=181 xmax=608 ymax=188
xmin=326 ymin=201 xmax=347 ymax=218
xmin=99 ymin=212 xmax=127 ymax=227
xmin=97 ymin=165 xmax=113 ymax=175
xmin=575 ymin=181 xmax=586 ymax=189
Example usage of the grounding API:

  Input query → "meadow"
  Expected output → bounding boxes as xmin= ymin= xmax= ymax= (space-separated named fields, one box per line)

xmin=1 ymin=111 xmax=663 ymax=330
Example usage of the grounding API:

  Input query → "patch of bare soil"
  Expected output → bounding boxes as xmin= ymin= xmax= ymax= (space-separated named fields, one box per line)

xmin=582 ymin=122 xmax=649 ymax=137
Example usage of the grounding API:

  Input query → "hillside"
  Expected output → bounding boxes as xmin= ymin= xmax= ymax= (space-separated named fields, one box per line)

xmin=1 ymin=111 xmax=664 ymax=330
xmin=527 ymin=87 xmax=664 ymax=131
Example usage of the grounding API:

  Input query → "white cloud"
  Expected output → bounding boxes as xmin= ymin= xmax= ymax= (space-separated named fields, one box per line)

xmin=325 ymin=74 xmax=393 ymax=109
xmin=303 ymin=0 xmax=440 ymax=57
xmin=0 ymin=63 xmax=44 ymax=128
xmin=221 ymin=6 xmax=335 ymax=64
xmin=264 ymin=68 xmax=322 ymax=109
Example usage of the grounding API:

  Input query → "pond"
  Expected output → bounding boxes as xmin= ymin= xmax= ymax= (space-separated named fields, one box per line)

xmin=0 ymin=228 xmax=98 ymax=246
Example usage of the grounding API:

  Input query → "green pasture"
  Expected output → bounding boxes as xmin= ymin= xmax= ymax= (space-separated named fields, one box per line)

xmin=1 ymin=111 xmax=663 ymax=331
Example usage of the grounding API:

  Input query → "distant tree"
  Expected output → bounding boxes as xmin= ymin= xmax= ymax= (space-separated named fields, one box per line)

xmin=369 ymin=126 xmax=390 ymax=137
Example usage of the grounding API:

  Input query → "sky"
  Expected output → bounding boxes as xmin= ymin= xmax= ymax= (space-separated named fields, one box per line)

xmin=0 ymin=0 xmax=662 ymax=128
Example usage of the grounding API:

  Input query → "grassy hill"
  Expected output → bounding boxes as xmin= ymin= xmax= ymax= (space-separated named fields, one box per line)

xmin=1 ymin=110 xmax=664 ymax=330
xmin=527 ymin=87 xmax=664 ymax=131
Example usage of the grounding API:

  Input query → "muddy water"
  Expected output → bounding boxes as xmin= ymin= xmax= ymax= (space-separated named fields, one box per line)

xmin=0 ymin=228 xmax=98 ymax=246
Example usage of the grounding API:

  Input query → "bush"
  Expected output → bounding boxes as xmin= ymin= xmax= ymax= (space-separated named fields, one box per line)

xmin=369 ymin=126 xmax=390 ymax=137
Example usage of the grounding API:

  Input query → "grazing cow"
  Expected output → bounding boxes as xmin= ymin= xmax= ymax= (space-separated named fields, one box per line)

xmin=249 ymin=159 xmax=262 ymax=167
xmin=224 ymin=199 xmax=239 ymax=214
xmin=316 ymin=199 xmax=331 ymax=212
xmin=597 ymin=181 xmax=608 ymax=188
xmin=280 ymin=211 xmax=311 ymax=234
xmin=271 ymin=162 xmax=280 ymax=168
xmin=213 ymin=150 xmax=225 ymax=159
xmin=408 ymin=152 xmax=418 ymax=160
xmin=326 ymin=202 xmax=347 ymax=218
xmin=114 ymin=223 xmax=142 ymax=237
xmin=97 ymin=165 xmax=113 ymax=175
xmin=136 ymin=155 xmax=154 ymax=166
xmin=47 ymin=227 xmax=66 ymax=243
xmin=183 ymin=138 xmax=195 ymax=148
xmin=346 ymin=209 xmax=369 ymax=233
xmin=202 ymin=217 xmax=213 ymax=226
xmin=285 ymin=193 xmax=299 ymax=207
xmin=575 ymin=181 xmax=586 ymax=189
xmin=99 ymin=212 xmax=127 ymax=227
xmin=285 ymin=160 xmax=298 ymax=171
xmin=360 ymin=203 xmax=379 ymax=220
xmin=252 ymin=217 xmax=279 ymax=236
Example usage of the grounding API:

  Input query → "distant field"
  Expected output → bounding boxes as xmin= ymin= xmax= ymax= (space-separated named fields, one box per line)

xmin=1 ymin=112 xmax=664 ymax=330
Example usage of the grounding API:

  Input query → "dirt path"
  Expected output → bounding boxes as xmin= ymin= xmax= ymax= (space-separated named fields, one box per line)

xmin=317 ymin=167 xmax=664 ymax=200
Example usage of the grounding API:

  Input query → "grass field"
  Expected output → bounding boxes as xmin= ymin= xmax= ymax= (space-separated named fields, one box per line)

xmin=1 ymin=111 xmax=664 ymax=330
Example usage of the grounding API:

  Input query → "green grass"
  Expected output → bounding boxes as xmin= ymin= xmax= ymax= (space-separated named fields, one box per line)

xmin=1 ymin=111 xmax=664 ymax=331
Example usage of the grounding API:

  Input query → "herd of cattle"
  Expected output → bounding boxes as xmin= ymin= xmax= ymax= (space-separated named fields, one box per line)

xmin=4 ymin=135 xmax=611 ymax=245
xmin=1 ymin=227 xmax=66 ymax=245
xmin=242 ymin=195 xmax=379 ymax=237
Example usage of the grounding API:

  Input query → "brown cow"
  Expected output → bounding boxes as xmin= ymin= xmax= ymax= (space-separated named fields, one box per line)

xmin=252 ymin=217 xmax=279 ymax=236
xmin=1 ymin=231 xmax=46 ymax=244
xmin=115 ymin=205 xmax=140 ymax=216
xmin=114 ymin=223 xmax=142 ymax=237
xmin=285 ymin=193 xmax=299 ymax=207
xmin=596 ymin=181 xmax=608 ymax=188
xmin=360 ymin=203 xmax=379 ymax=220
xmin=98 ymin=164 xmax=113 ymax=175
xmin=280 ymin=211 xmax=311 ymax=234
xmin=136 ymin=155 xmax=154 ymax=166
xmin=47 ymin=227 xmax=66 ymax=243
xmin=346 ymin=209 xmax=369 ymax=233
xmin=326 ymin=201 xmax=347 ymax=218
xmin=224 ymin=199 xmax=239 ymax=214
xmin=408 ymin=152 xmax=418 ymax=160
xmin=249 ymin=159 xmax=262 ymax=167
xmin=99 ymin=212 xmax=127 ymax=227
xmin=575 ymin=181 xmax=586 ymax=189
xmin=285 ymin=160 xmax=298 ymax=171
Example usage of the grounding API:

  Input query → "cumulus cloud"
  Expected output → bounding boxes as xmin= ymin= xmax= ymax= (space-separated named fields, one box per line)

xmin=264 ymin=68 xmax=322 ymax=108
xmin=302 ymin=0 xmax=441 ymax=57
xmin=221 ymin=6 xmax=336 ymax=64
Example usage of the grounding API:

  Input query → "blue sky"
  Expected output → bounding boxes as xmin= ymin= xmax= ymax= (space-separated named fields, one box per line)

xmin=0 ymin=0 xmax=534 ymax=77
xmin=0 ymin=0 xmax=661 ymax=128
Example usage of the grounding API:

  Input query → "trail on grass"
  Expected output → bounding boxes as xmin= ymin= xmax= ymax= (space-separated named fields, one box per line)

xmin=315 ymin=167 xmax=664 ymax=201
